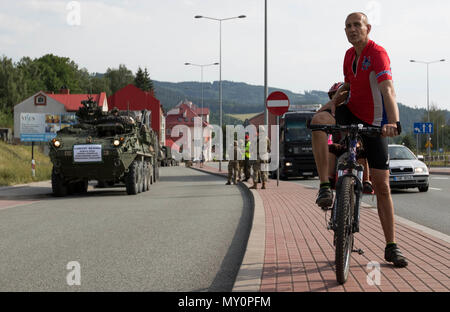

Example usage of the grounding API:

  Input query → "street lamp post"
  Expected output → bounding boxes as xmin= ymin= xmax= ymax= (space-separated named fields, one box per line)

xmin=195 ymin=14 xmax=246 ymax=171
xmin=442 ymin=124 xmax=445 ymax=153
xmin=410 ymin=59 xmax=446 ymax=158
xmin=184 ymin=62 xmax=219 ymax=118
xmin=185 ymin=62 xmax=219 ymax=163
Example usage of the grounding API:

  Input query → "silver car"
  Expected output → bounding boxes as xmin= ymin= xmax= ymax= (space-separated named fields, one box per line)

xmin=388 ymin=144 xmax=429 ymax=192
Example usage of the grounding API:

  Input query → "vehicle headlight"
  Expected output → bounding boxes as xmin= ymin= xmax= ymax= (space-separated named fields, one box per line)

xmin=285 ymin=162 xmax=293 ymax=167
xmin=415 ymin=166 xmax=428 ymax=174
xmin=52 ymin=139 xmax=61 ymax=148
xmin=113 ymin=139 xmax=120 ymax=147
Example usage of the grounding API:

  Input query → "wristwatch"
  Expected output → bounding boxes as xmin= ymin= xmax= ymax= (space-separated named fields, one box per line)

xmin=396 ymin=121 xmax=402 ymax=135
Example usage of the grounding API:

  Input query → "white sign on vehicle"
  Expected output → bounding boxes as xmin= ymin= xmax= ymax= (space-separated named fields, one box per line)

xmin=73 ymin=145 xmax=102 ymax=162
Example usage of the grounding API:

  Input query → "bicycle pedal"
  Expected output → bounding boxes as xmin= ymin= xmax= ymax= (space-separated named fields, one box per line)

xmin=321 ymin=206 xmax=333 ymax=211
xmin=352 ymin=248 xmax=364 ymax=255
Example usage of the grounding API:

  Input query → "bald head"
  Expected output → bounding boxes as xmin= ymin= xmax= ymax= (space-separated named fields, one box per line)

xmin=346 ymin=12 xmax=370 ymax=26
xmin=345 ymin=12 xmax=371 ymax=47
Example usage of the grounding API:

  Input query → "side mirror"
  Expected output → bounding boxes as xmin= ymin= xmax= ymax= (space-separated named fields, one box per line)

xmin=417 ymin=155 xmax=424 ymax=161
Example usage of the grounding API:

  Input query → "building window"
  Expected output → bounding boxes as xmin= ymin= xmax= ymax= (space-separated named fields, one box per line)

xmin=167 ymin=129 xmax=171 ymax=135
xmin=34 ymin=94 xmax=46 ymax=106
xmin=178 ymin=117 xmax=183 ymax=122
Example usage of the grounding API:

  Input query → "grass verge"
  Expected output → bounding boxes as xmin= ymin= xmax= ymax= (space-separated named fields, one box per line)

xmin=0 ymin=141 xmax=52 ymax=186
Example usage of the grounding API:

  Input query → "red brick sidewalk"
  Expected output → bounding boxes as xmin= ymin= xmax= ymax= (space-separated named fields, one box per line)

xmin=197 ymin=163 xmax=450 ymax=292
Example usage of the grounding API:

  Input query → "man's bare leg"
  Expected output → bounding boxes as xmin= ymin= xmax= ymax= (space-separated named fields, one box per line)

xmin=370 ymin=168 xmax=395 ymax=243
xmin=311 ymin=112 xmax=336 ymax=207
xmin=311 ymin=112 xmax=336 ymax=183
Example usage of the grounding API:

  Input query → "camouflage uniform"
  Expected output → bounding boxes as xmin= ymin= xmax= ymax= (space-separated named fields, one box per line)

xmin=226 ymin=141 xmax=240 ymax=185
xmin=250 ymin=135 xmax=271 ymax=189
xmin=238 ymin=140 xmax=245 ymax=181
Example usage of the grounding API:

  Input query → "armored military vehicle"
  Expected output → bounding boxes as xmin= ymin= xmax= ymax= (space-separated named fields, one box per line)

xmin=160 ymin=145 xmax=178 ymax=167
xmin=49 ymin=97 xmax=158 ymax=196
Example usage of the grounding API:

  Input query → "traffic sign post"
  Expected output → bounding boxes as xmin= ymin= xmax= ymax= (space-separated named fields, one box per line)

xmin=414 ymin=122 xmax=433 ymax=134
xmin=266 ymin=91 xmax=290 ymax=187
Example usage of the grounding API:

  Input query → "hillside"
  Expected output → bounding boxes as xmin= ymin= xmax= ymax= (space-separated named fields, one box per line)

xmin=153 ymin=80 xmax=448 ymax=133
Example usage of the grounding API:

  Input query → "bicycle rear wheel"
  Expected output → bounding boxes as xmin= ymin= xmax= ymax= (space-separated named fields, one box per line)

xmin=335 ymin=175 xmax=355 ymax=284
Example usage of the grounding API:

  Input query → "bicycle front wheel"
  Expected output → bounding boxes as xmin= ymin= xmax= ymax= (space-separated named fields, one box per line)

xmin=335 ymin=175 xmax=355 ymax=284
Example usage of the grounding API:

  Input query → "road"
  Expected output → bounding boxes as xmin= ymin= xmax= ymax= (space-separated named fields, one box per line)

xmin=0 ymin=166 xmax=252 ymax=291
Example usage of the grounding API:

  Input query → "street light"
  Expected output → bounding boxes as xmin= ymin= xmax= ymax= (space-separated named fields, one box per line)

xmin=185 ymin=62 xmax=219 ymax=163
xmin=195 ymin=14 xmax=246 ymax=171
xmin=184 ymin=62 xmax=219 ymax=117
xmin=410 ymin=59 xmax=446 ymax=157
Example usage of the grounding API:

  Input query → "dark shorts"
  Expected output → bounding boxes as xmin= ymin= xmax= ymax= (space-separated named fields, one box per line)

xmin=324 ymin=105 xmax=389 ymax=170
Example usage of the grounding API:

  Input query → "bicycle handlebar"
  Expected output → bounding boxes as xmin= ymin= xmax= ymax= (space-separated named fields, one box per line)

xmin=308 ymin=123 xmax=383 ymax=136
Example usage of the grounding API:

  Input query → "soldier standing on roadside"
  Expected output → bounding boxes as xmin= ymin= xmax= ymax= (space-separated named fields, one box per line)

xmin=237 ymin=139 xmax=245 ymax=182
xmin=243 ymin=134 xmax=251 ymax=181
xmin=226 ymin=141 xmax=240 ymax=185
xmin=250 ymin=128 xmax=271 ymax=190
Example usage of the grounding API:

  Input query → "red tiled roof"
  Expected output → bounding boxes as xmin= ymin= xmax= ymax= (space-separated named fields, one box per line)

xmin=47 ymin=92 xmax=107 ymax=111
xmin=165 ymin=138 xmax=180 ymax=151
xmin=165 ymin=102 xmax=209 ymax=128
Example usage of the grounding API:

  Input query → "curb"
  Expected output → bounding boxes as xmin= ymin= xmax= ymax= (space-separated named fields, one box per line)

xmin=429 ymin=170 xmax=450 ymax=176
xmin=232 ymin=184 xmax=265 ymax=292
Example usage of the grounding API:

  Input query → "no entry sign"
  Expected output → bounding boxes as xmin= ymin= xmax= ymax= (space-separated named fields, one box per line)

xmin=266 ymin=91 xmax=290 ymax=116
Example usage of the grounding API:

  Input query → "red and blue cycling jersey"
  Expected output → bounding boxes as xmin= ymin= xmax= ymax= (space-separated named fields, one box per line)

xmin=343 ymin=40 xmax=392 ymax=127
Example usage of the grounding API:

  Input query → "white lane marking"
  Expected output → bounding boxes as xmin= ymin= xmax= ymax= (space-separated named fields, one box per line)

xmin=430 ymin=187 xmax=442 ymax=191
xmin=431 ymin=177 xmax=449 ymax=180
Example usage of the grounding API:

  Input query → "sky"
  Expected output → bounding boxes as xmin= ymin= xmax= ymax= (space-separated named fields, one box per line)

xmin=0 ymin=0 xmax=449 ymax=111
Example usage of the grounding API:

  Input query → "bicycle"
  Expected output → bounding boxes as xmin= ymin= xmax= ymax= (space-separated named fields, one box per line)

xmin=308 ymin=123 xmax=382 ymax=284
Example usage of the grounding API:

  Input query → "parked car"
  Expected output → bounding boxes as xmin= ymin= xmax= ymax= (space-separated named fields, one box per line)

xmin=388 ymin=144 xmax=429 ymax=192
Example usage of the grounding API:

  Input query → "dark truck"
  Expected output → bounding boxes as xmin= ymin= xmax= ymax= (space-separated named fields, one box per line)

xmin=272 ymin=105 xmax=321 ymax=179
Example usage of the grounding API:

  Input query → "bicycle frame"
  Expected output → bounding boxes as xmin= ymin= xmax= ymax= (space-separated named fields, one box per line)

xmin=331 ymin=130 xmax=364 ymax=235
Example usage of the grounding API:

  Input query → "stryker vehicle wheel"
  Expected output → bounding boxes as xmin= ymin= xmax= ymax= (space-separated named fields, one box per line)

xmin=79 ymin=180 xmax=88 ymax=193
xmin=137 ymin=161 xmax=143 ymax=193
xmin=142 ymin=162 xmax=148 ymax=192
xmin=149 ymin=162 xmax=153 ymax=185
xmin=125 ymin=161 xmax=139 ymax=195
xmin=145 ymin=161 xmax=150 ymax=190
xmin=52 ymin=167 xmax=68 ymax=197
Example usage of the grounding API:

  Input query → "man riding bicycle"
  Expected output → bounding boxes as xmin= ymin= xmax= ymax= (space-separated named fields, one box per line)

xmin=326 ymin=82 xmax=373 ymax=194
xmin=310 ymin=12 xmax=408 ymax=268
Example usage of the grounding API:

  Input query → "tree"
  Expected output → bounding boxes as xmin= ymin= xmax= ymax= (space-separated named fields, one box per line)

xmin=401 ymin=133 xmax=416 ymax=151
xmin=134 ymin=67 xmax=154 ymax=92
xmin=90 ymin=76 xmax=111 ymax=96
xmin=0 ymin=56 xmax=24 ymax=113
xmin=105 ymin=64 xmax=134 ymax=94
xmin=134 ymin=67 xmax=146 ymax=91
xmin=144 ymin=67 xmax=154 ymax=92
xmin=422 ymin=103 xmax=447 ymax=152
